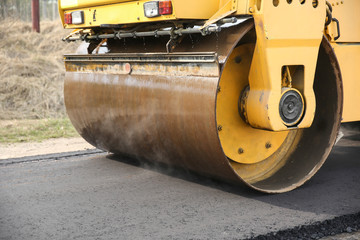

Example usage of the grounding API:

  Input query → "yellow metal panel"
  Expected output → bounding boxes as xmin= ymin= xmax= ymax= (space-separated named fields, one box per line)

xmin=245 ymin=0 xmax=326 ymax=131
xmin=216 ymin=44 xmax=290 ymax=164
xmin=327 ymin=0 xmax=360 ymax=42
xmin=198 ymin=0 xmax=250 ymax=28
xmin=60 ymin=0 xmax=78 ymax=9
xmin=235 ymin=0 xmax=249 ymax=14
xmin=61 ymin=0 xmax=135 ymax=10
xmin=171 ymin=0 xmax=220 ymax=19
xmin=61 ymin=0 xmax=223 ymax=28
xmin=61 ymin=0 xmax=221 ymax=15
xmin=202 ymin=0 xmax=238 ymax=28
xmin=332 ymin=43 xmax=360 ymax=122
xmin=63 ymin=0 xmax=177 ymax=28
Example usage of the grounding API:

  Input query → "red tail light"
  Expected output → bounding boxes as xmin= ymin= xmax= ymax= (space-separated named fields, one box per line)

xmin=64 ymin=12 xmax=72 ymax=24
xmin=159 ymin=0 xmax=172 ymax=15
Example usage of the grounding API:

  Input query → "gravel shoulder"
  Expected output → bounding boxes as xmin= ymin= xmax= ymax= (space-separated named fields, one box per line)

xmin=0 ymin=137 xmax=95 ymax=160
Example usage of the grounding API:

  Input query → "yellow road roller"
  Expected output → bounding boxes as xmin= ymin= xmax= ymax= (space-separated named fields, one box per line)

xmin=59 ymin=0 xmax=360 ymax=193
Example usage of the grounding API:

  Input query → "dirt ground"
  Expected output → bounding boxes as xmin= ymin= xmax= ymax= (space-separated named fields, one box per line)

xmin=0 ymin=137 xmax=95 ymax=160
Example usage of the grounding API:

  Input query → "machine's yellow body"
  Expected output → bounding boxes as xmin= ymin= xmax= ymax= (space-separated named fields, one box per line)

xmin=59 ymin=0 xmax=359 ymax=193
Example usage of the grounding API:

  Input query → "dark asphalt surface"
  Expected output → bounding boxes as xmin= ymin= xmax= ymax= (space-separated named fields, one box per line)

xmin=0 ymin=127 xmax=359 ymax=240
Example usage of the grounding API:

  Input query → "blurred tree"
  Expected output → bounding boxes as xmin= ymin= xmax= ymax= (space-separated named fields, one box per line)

xmin=0 ymin=0 xmax=8 ymax=18
xmin=0 ymin=0 xmax=59 ymax=21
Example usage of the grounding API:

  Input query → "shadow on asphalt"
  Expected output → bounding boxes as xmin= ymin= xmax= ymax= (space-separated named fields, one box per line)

xmin=106 ymin=153 xmax=261 ymax=198
xmin=107 ymin=128 xmax=360 ymax=216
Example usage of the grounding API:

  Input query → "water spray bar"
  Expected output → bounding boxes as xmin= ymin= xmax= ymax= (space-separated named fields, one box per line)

xmin=63 ymin=17 xmax=239 ymax=42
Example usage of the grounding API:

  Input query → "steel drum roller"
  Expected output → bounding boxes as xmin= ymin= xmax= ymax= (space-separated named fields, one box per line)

xmin=64 ymin=20 xmax=342 ymax=193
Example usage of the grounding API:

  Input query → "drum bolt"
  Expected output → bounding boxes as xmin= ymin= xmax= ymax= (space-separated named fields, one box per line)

xmin=266 ymin=142 xmax=272 ymax=149
xmin=217 ymin=86 xmax=221 ymax=93
xmin=238 ymin=148 xmax=244 ymax=154
xmin=217 ymin=125 xmax=223 ymax=131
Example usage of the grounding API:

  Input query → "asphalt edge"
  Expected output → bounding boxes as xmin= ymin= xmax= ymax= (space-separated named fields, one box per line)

xmin=248 ymin=211 xmax=360 ymax=240
xmin=0 ymin=149 xmax=106 ymax=166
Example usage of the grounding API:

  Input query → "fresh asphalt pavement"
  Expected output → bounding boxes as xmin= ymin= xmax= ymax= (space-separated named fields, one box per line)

xmin=0 ymin=127 xmax=359 ymax=239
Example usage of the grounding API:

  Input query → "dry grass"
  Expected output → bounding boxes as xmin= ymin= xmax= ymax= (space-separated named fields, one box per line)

xmin=0 ymin=118 xmax=79 ymax=143
xmin=0 ymin=20 xmax=79 ymax=120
